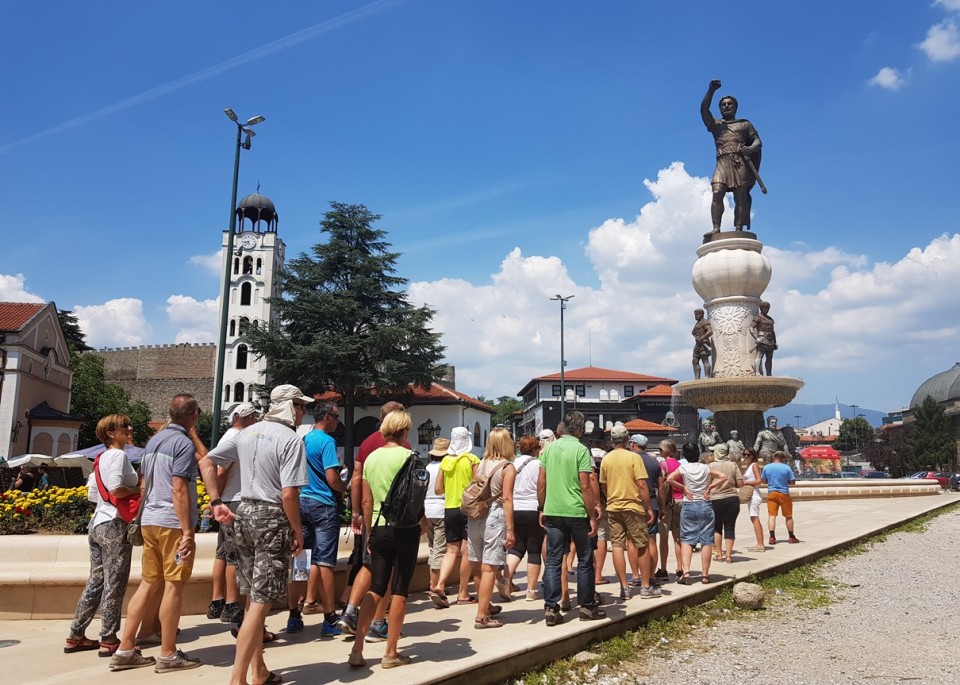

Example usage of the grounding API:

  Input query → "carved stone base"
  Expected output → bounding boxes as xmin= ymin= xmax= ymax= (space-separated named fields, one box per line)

xmin=675 ymin=376 xmax=804 ymax=413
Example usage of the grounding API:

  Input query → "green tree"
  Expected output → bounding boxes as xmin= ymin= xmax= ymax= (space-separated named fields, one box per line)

xmin=907 ymin=395 xmax=956 ymax=469
xmin=57 ymin=309 xmax=92 ymax=359
xmin=833 ymin=416 xmax=874 ymax=452
xmin=70 ymin=354 xmax=152 ymax=448
xmin=243 ymin=202 xmax=447 ymax=469
xmin=863 ymin=424 xmax=916 ymax=477
xmin=490 ymin=395 xmax=522 ymax=427
xmin=196 ymin=412 xmax=230 ymax=449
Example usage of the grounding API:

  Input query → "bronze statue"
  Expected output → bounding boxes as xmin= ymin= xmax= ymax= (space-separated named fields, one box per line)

xmin=698 ymin=419 xmax=718 ymax=454
xmin=726 ymin=430 xmax=745 ymax=461
xmin=750 ymin=301 xmax=777 ymax=376
xmin=691 ymin=308 xmax=714 ymax=379
xmin=754 ymin=416 xmax=790 ymax=461
xmin=701 ymin=80 xmax=763 ymax=232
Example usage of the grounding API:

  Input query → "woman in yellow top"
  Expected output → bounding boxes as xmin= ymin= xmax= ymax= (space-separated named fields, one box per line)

xmin=429 ymin=426 xmax=480 ymax=608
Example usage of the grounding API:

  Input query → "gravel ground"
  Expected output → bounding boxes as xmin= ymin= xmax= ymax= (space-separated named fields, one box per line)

xmin=595 ymin=507 xmax=960 ymax=685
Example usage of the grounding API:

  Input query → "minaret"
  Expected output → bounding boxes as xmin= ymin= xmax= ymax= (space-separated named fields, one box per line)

xmin=217 ymin=192 xmax=284 ymax=412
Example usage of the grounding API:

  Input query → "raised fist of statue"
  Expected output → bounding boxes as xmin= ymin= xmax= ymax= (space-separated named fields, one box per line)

xmin=709 ymin=79 xmax=722 ymax=90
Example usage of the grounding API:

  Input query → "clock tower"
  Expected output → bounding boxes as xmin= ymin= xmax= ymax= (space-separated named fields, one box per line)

xmin=217 ymin=192 xmax=284 ymax=412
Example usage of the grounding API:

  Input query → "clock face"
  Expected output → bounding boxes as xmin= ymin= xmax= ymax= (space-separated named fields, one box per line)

xmin=240 ymin=234 xmax=257 ymax=249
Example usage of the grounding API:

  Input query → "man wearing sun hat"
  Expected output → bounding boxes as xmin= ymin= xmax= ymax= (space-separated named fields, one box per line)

xmin=203 ymin=383 xmax=311 ymax=685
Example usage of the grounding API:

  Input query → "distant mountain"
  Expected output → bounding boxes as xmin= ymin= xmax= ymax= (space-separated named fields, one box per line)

xmin=699 ymin=403 xmax=887 ymax=428
xmin=763 ymin=403 xmax=886 ymax=429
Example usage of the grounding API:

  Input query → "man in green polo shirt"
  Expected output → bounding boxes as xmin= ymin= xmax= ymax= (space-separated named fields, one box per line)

xmin=537 ymin=411 xmax=605 ymax=626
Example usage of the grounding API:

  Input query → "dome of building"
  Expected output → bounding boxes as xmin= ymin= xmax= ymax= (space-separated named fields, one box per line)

xmin=236 ymin=193 xmax=278 ymax=232
xmin=910 ymin=362 xmax=960 ymax=408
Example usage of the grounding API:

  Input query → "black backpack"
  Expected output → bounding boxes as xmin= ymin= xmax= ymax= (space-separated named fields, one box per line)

xmin=375 ymin=451 xmax=428 ymax=529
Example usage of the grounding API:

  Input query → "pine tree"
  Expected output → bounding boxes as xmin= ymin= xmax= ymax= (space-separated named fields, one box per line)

xmin=907 ymin=395 xmax=956 ymax=470
xmin=244 ymin=202 xmax=446 ymax=468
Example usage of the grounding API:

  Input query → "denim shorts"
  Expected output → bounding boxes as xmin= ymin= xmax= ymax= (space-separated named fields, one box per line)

xmin=300 ymin=497 xmax=340 ymax=568
xmin=679 ymin=500 xmax=715 ymax=547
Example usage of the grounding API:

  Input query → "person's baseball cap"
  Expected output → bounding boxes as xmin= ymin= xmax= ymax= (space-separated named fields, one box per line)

xmin=629 ymin=434 xmax=648 ymax=448
xmin=610 ymin=425 xmax=630 ymax=442
xmin=538 ymin=429 xmax=555 ymax=441
xmin=232 ymin=402 xmax=258 ymax=419
xmin=270 ymin=384 xmax=314 ymax=404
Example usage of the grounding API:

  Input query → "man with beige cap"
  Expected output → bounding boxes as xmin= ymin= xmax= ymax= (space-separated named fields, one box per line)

xmin=424 ymin=437 xmax=450 ymax=593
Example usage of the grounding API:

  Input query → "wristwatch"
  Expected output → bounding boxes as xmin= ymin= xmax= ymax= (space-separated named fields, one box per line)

xmin=210 ymin=498 xmax=223 ymax=507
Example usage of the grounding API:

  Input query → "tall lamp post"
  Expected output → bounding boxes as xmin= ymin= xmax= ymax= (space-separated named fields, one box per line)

xmin=550 ymin=294 xmax=574 ymax=422
xmin=211 ymin=108 xmax=266 ymax=444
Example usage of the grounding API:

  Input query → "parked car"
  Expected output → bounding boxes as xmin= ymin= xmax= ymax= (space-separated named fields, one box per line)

xmin=908 ymin=471 xmax=954 ymax=488
xmin=862 ymin=471 xmax=891 ymax=479
xmin=951 ymin=474 xmax=960 ymax=491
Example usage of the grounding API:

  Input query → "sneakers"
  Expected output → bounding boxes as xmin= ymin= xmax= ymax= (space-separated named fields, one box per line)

xmin=627 ymin=576 xmax=643 ymax=588
xmin=594 ymin=592 xmax=606 ymax=606
xmin=320 ymin=620 xmax=344 ymax=638
xmin=336 ymin=612 xmax=358 ymax=636
xmin=654 ymin=569 xmax=669 ymax=581
xmin=206 ymin=600 xmax=224 ymax=619
xmin=544 ymin=606 xmax=564 ymax=627
xmin=560 ymin=598 xmax=572 ymax=612
xmin=365 ymin=621 xmax=388 ymax=643
xmin=768 ymin=535 xmax=777 ymax=545
xmin=619 ymin=585 xmax=634 ymax=601
xmin=788 ymin=536 xmax=800 ymax=544
xmin=109 ymin=650 xmax=156 ymax=671
xmin=497 ymin=577 xmax=513 ymax=602
xmin=286 ymin=614 xmax=304 ymax=634
xmin=640 ymin=586 xmax=663 ymax=600
xmin=154 ymin=650 xmax=201 ymax=674
xmin=579 ymin=605 xmax=607 ymax=621
xmin=302 ymin=601 xmax=323 ymax=615
xmin=219 ymin=602 xmax=243 ymax=624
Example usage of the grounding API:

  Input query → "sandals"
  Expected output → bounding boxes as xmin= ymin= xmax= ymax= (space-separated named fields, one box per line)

xmin=64 ymin=636 xmax=100 ymax=653
xmin=489 ymin=604 xmax=502 ymax=616
xmin=474 ymin=617 xmax=504 ymax=629
xmin=701 ymin=575 xmax=711 ymax=584
xmin=456 ymin=595 xmax=479 ymax=605
xmin=99 ymin=640 xmax=121 ymax=658
xmin=676 ymin=573 xmax=692 ymax=585
xmin=254 ymin=672 xmax=283 ymax=685
xmin=428 ymin=590 xmax=450 ymax=609
xmin=724 ymin=556 xmax=734 ymax=563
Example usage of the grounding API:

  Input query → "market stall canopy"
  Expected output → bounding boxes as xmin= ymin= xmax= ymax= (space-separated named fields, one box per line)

xmin=800 ymin=445 xmax=842 ymax=460
xmin=61 ymin=443 xmax=146 ymax=463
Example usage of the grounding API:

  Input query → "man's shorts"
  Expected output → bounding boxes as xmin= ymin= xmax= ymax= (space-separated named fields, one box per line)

xmin=661 ymin=498 xmax=682 ymax=539
xmin=300 ymin=497 xmax=340 ymax=568
xmin=443 ymin=507 xmax=468 ymax=545
xmin=767 ymin=491 xmax=794 ymax=518
xmin=647 ymin=512 xmax=659 ymax=538
xmin=606 ymin=509 xmax=648 ymax=549
xmin=215 ymin=501 xmax=240 ymax=565
xmin=596 ymin=514 xmax=610 ymax=542
xmin=426 ymin=517 xmax=446 ymax=570
xmin=235 ymin=500 xmax=292 ymax=605
xmin=141 ymin=525 xmax=194 ymax=583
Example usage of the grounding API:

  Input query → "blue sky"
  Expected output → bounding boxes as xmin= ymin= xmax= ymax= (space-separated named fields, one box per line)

xmin=2 ymin=1 xmax=959 ymax=415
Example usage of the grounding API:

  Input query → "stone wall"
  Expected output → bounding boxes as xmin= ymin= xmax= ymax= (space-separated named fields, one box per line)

xmin=94 ymin=344 xmax=216 ymax=421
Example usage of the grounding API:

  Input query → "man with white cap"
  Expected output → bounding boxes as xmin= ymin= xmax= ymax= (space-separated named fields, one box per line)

xmin=208 ymin=402 xmax=259 ymax=625
xmin=628 ymin=433 xmax=664 ymax=594
xmin=430 ymin=426 xmax=480 ymax=607
xmin=203 ymin=384 xmax=311 ymax=685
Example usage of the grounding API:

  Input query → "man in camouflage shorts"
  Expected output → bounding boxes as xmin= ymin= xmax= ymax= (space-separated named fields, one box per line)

xmin=205 ymin=385 xmax=310 ymax=685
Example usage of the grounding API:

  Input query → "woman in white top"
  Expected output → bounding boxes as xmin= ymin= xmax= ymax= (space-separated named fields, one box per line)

xmin=424 ymin=437 xmax=450 ymax=592
xmin=66 ymin=414 xmax=140 ymax=656
xmin=667 ymin=443 xmax=727 ymax=585
xmin=741 ymin=448 xmax=766 ymax=552
xmin=501 ymin=435 xmax=545 ymax=602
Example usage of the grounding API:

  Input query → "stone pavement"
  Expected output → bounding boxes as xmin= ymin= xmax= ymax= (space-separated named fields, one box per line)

xmin=2 ymin=493 xmax=954 ymax=685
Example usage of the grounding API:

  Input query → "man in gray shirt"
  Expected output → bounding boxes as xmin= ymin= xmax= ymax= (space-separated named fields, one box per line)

xmin=110 ymin=394 xmax=225 ymax=673
xmin=204 ymin=384 xmax=310 ymax=685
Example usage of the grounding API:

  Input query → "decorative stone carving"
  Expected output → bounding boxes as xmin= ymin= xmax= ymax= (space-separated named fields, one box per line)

xmin=675 ymin=376 xmax=804 ymax=413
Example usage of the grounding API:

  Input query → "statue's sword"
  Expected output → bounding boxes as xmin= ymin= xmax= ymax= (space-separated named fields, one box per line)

xmin=741 ymin=154 xmax=767 ymax=194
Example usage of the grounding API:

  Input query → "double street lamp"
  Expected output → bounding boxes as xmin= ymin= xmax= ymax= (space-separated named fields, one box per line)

xmin=550 ymin=294 xmax=574 ymax=422
xmin=211 ymin=108 xmax=266 ymax=444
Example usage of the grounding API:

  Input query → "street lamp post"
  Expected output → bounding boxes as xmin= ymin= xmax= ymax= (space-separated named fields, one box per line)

xmin=550 ymin=294 xmax=574 ymax=423
xmin=211 ymin=108 xmax=266 ymax=445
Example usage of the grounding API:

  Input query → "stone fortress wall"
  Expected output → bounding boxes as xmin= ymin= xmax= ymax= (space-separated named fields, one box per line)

xmin=93 ymin=343 xmax=215 ymax=421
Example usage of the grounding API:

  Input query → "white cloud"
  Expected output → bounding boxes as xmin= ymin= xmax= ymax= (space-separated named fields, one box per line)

xmin=868 ymin=67 xmax=906 ymax=90
xmin=935 ymin=0 xmax=960 ymax=12
xmin=166 ymin=295 xmax=218 ymax=343
xmin=74 ymin=298 xmax=151 ymax=348
xmin=407 ymin=165 xmax=960 ymax=411
xmin=188 ymin=252 xmax=223 ymax=278
xmin=918 ymin=19 xmax=960 ymax=62
xmin=0 ymin=273 xmax=44 ymax=303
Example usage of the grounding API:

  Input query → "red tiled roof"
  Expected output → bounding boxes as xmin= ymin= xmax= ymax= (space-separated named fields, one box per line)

xmin=0 ymin=302 xmax=45 ymax=331
xmin=312 ymin=383 xmax=495 ymax=414
xmin=623 ymin=418 xmax=674 ymax=433
xmin=800 ymin=434 xmax=837 ymax=444
xmin=534 ymin=366 xmax=676 ymax=383
xmin=636 ymin=384 xmax=678 ymax=398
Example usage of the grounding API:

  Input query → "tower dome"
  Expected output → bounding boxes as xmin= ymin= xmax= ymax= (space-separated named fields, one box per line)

xmin=910 ymin=362 xmax=960 ymax=408
xmin=236 ymin=192 xmax=278 ymax=232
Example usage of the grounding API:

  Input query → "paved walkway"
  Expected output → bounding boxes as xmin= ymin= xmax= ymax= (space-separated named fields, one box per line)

xmin=2 ymin=493 xmax=955 ymax=685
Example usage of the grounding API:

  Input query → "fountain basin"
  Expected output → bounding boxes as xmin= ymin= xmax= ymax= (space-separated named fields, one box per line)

xmin=676 ymin=375 xmax=804 ymax=412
